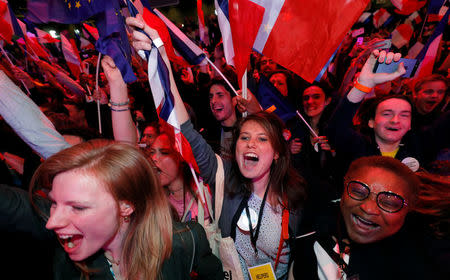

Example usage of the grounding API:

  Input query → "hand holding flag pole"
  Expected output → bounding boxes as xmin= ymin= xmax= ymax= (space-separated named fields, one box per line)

xmin=126 ymin=3 xmax=206 ymax=205
xmin=296 ymin=110 xmax=319 ymax=138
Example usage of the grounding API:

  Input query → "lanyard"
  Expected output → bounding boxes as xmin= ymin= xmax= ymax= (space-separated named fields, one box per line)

xmin=245 ymin=185 xmax=270 ymax=255
xmin=274 ymin=206 xmax=290 ymax=270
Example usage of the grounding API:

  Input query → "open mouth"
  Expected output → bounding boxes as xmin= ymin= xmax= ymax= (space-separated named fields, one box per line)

xmin=58 ymin=234 xmax=83 ymax=253
xmin=212 ymin=106 xmax=224 ymax=114
xmin=385 ymin=127 xmax=400 ymax=131
xmin=352 ymin=214 xmax=380 ymax=230
xmin=243 ymin=153 xmax=259 ymax=166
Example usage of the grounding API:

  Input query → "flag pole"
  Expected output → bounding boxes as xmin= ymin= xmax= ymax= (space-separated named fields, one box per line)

xmin=189 ymin=164 xmax=206 ymax=205
xmin=296 ymin=110 xmax=319 ymax=138
xmin=204 ymin=56 xmax=239 ymax=96
xmin=0 ymin=44 xmax=32 ymax=96
xmin=242 ymin=69 xmax=247 ymax=117
xmin=18 ymin=45 xmax=39 ymax=61
xmin=95 ymin=52 xmax=103 ymax=135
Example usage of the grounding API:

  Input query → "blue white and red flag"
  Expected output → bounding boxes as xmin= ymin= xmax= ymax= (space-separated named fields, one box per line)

xmin=61 ymin=32 xmax=82 ymax=79
xmin=248 ymin=0 xmax=369 ymax=83
xmin=415 ymin=7 xmax=450 ymax=77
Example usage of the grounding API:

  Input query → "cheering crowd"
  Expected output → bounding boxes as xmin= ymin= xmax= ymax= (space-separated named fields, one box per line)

xmin=0 ymin=2 xmax=449 ymax=280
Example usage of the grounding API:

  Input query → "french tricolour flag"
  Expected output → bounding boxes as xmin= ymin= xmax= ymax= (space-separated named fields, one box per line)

xmin=126 ymin=0 xmax=200 ymax=174
xmin=215 ymin=0 xmax=234 ymax=66
xmin=415 ymin=6 xmax=450 ymax=77
xmin=373 ymin=8 xmax=392 ymax=28
xmin=249 ymin=0 xmax=369 ymax=83
xmin=61 ymin=32 xmax=82 ymax=79
xmin=153 ymin=9 xmax=206 ymax=66
xmin=0 ymin=0 xmax=13 ymax=43
xmin=391 ymin=23 xmax=413 ymax=49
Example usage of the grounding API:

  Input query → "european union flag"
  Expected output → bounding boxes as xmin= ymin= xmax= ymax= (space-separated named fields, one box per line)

xmin=27 ymin=0 xmax=113 ymax=24
xmin=26 ymin=0 xmax=136 ymax=83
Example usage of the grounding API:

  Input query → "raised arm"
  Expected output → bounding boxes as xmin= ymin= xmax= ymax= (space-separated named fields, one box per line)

xmin=101 ymin=56 xmax=138 ymax=144
xmin=0 ymin=70 xmax=70 ymax=159
xmin=347 ymin=49 xmax=406 ymax=103
xmin=126 ymin=15 xmax=190 ymax=125
xmin=126 ymin=15 xmax=219 ymax=186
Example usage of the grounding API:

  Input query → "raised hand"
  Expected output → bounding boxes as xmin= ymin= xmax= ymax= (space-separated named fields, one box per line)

xmin=358 ymin=49 xmax=406 ymax=88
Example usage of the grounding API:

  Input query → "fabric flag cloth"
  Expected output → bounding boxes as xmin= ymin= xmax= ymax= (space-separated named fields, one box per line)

xmin=25 ymin=33 xmax=52 ymax=59
xmin=215 ymin=0 xmax=234 ymax=65
xmin=391 ymin=0 xmax=427 ymax=15
xmin=35 ymin=28 xmax=60 ymax=43
xmin=391 ymin=23 xmax=414 ymax=48
xmin=408 ymin=11 xmax=422 ymax=26
xmin=153 ymin=9 xmax=207 ymax=66
xmin=83 ymin=23 xmax=100 ymax=41
xmin=27 ymin=0 xmax=111 ymax=24
xmin=126 ymin=0 xmax=199 ymax=173
xmin=249 ymin=0 xmax=369 ymax=83
xmin=0 ymin=1 xmax=12 ymax=43
xmin=146 ymin=35 xmax=200 ymax=173
xmin=132 ymin=0 xmax=189 ymax=67
xmin=80 ymin=37 xmax=94 ymax=50
xmin=251 ymin=74 xmax=296 ymax=123
xmin=358 ymin=12 xmax=372 ymax=24
xmin=406 ymin=41 xmax=424 ymax=58
xmin=427 ymin=0 xmax=447 ymax=22
xmin=1 ymin=1 xmax=25 ymax=42
xmin=197 ymin=0 xmax=209 ymax=46
xmin=27 ymin=0 xmax=136 ymax=83
xmin=129 ymin=0 xmax=204 ymax=66
xmin=373 ymin=8 xmax=392 ymax=28
xmin=61 ymin=32 xmax=82 ymax=79
xmin=415 ymin=7 xmax=450 ymax=77
xmin=14 ymin=17 xmax=51 ymax=60
xmin=228 ymin=0 xmax=264 ymax=84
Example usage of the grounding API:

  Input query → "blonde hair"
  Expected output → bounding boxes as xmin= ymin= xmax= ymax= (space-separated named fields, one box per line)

xmin=30 ymin=139 xmax=173 ymax=280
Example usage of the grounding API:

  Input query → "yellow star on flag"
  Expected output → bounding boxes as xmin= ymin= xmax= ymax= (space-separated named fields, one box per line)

xmin=75 ymin=1 xmax=81 ymax=8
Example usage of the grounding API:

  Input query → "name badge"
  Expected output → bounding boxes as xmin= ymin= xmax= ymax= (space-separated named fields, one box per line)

xmin=248 ymin=262 xmax=277 ymax=280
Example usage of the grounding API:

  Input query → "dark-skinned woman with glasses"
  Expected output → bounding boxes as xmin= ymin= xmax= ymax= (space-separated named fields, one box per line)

xmin=290 ymin=155 xmax=437 ymax=280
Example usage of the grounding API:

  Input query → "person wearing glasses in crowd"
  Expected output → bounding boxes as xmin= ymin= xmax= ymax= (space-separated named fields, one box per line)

xmin=291 ymin=156 xmax=430 ymax=280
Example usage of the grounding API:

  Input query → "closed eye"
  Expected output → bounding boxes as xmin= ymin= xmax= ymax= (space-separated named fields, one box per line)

xmin=72 ymin=205 xmax=87 ymax=211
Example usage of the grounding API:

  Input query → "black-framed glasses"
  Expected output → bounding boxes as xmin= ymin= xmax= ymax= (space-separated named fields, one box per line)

xmin=346 ymin=180 xmax=408 ymax=213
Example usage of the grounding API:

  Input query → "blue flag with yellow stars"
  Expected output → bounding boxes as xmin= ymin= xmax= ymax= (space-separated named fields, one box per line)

xmin=26 ymin=0 xmax=136 ymax=83
xmin=27 ymin=0 xmax=113 ymax=24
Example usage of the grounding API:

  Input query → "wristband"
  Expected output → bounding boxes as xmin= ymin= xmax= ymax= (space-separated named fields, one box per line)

xmin=152 ymin=37 xmax=164 ymax=48
xmin=354 ymin=79 xmax=373 ymax=93
xmin=110 ymin=107 xmax=130 ymax=112
xmin=109 ymin=99 xmax=129 ymax=107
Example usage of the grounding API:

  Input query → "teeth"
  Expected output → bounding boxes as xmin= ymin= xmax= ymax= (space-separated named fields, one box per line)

xmin=68 ymin=241 xmax=75 ymax=248
xmin=59 ymin=235 xmax=73 ymax=240
xmin=244 ymin=153 xmax=259 ymax=161
xmin=354 ymin=215 xmax=378 ymax=227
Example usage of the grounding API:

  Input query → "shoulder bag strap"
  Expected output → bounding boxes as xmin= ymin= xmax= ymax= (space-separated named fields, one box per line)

xmin=214 ymin=154 xmax=225 ymax=221
xmin=181 ymin=196 xmax=196 ymax=222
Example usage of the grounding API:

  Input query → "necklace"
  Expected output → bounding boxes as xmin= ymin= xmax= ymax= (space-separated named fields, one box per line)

xmin=168 ymin=186 xmax=183 ymax=195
